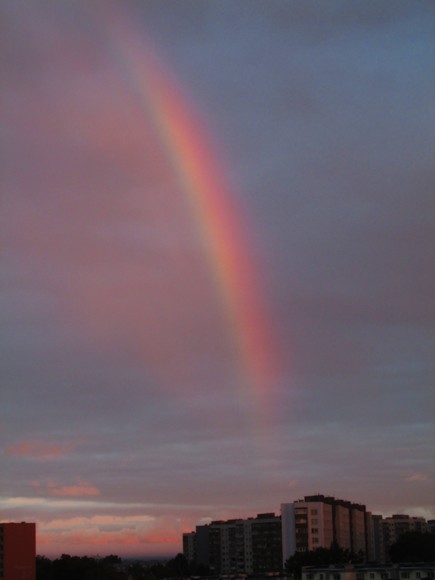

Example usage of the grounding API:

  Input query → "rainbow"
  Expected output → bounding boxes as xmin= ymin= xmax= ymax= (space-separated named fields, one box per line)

xmin=101 ymin=8 xmax=280 ymax=412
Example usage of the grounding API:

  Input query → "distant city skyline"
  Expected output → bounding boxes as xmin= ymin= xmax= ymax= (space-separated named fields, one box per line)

xmin=1 ymin=0 xmax=434 ymax=559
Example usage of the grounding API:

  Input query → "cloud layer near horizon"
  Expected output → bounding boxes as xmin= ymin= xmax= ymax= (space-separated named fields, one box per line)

xmin=1 ymin=0 xmax=434 ymax=557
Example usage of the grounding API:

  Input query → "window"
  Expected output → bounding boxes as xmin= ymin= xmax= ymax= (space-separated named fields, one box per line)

xmin=356 ymin=574 xmax=364 ymax=580
xmin=416 ymin=574 xmax=421 ymax=579
xmin=312 ymin=519 xmax=319 ymax=525
xmin=333 ymin=574 xmax=340 ymax=580
xmin=401 ymin=574 xmax=409 ymax=579
xmin=312 ymin=537 xmax=319 ymax=544
xmin=370 ymin=575 xmax=375 ymax=579
xmin=311 ymin=509 xmax=318 ymax=515
xmin=311 ymin=528 xmax=319 ymax=533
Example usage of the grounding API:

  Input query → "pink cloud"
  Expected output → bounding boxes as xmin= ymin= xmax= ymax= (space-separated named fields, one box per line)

xmin=405 ymin=473 xmax=428 ymax=482
xmin=38 ymin=529 xmax=179 ymax=548
xmin=5 ymin=440 xmax=76 ymax=460
xmin=31 ymin=480 xmax=101 ymax=497
xmin=50 ymin=483 xmax=101 ymax=497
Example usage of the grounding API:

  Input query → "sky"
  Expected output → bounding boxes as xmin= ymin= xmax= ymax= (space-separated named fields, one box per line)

xmin=1 ymin=0 xmax=434 ymax=559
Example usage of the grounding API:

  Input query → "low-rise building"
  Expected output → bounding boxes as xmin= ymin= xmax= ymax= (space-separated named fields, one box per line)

xmin=301 ymin=563 xmax=435 ymax=580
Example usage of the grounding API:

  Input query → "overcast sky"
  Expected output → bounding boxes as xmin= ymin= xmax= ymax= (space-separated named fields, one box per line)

xmin=1 ymin=0 xmax=434 ymax=558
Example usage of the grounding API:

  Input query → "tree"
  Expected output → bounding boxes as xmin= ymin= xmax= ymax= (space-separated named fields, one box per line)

xmin=36 ymin=555 xmax=54 ymax=580
xmin=37 ymin=554 xmax=127 ymax=580
xmin=166 ymin=553 xmax=190 ymax=577
xmin=389 ymin=531 xmax=435 ymax=563
xmin=285 ymin=544 xmax=364 ymax=579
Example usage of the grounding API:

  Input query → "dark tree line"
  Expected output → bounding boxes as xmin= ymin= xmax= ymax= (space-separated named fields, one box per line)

xmin=36 ymin=554 xmax=124 ymax=580
xmin=126 ymin=553 xmax=208 ymax=580
xmin=36 ymin=553 xmax=207 ymax=580
xmin=389 ymin=531 xmax=435 ymax=563
xmin=36 ymin=532 xmax=435 ymax=580
xmin=285 ymin=544 xmax=364 ymax=579
xmin=284 ymin=532 xmax=435 ymax=579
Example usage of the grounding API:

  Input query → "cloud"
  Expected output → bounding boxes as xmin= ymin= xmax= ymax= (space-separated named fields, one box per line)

xmin=405 ymin=474 xmax=428 ymax=482
xmin=4 ymin=440 xmax=77 ymax=461
xmin=32 ymin=480 xmax=101 ymax=498
xmin=42 ymin=514 xmax=155 ymax=531
xmin=47 ymin=481 xmax=101 ymax=497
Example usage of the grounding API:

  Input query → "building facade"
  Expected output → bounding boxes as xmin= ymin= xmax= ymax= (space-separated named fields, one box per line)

xmin=301 ymin=563 xmax=435 ymax=580
xmin=183 ymin=513 xmax=282 ymax=575
xmin=0 ymin=522 xmax=36 ymax=580
xmin=182 ymin=532 xmax=196 ymax=565
xmin=281 ymin=495 xmax=369 ymax=563
xmin=248 ymin=513 xmax=283 ymax=574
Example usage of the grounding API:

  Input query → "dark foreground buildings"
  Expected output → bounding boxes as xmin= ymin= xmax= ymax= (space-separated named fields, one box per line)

xmin=183 ymin=495 xmax=432 ymax=573
xmin=184 ymin=512 xmax=282 ymax=575
xmin=0 ymin=522 xmax=36 ymax=580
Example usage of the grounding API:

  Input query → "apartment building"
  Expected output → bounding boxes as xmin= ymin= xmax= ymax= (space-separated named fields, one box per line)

xmin=281 ymin=495 xmax=369 ymax=563
xmin=0 ymin=522 xmax=36 ymax=580
xmin=182 ymin=531 xmax=196 ymax=565
xmin=183 ymin=513 xmax=282 ymax=575
xmin=248 ymin=513 xmax=282 ymax=574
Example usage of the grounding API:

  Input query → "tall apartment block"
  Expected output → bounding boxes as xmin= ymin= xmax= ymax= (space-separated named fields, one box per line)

xmin=281 ymin=495 xmax=368 ymax=563
xmin=183 ymin=513 xmax=282 ymax=575
xmin=0 ymin=522 xmax=36 ymax=580
xmin=367 ymin=514 xmax=384 ymax=563
xmin=182 ymin=531 xmax=196 ymax=565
